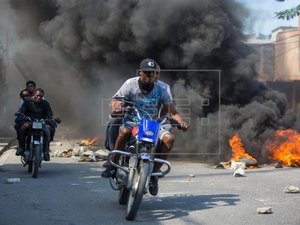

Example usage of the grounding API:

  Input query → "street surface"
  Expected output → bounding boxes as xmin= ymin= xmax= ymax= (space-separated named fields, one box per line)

xmin=0 ymin=139 xmax=300 ymax=225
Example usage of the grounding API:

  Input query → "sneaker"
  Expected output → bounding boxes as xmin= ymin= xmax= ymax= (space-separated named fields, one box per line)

xmin=15 ymin=147 xmax=24 ymax=156
xmin=149 ymin=176 xmax=159 ymax=196
xmin=44 ymin=152 xmax=50 ymax=161
xmin=101 ymin=165 xmax=116 ymax=178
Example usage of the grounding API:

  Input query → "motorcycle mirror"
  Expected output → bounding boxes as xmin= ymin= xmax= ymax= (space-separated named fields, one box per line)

xmin=54 ymin=117 xmax=62 ymax=124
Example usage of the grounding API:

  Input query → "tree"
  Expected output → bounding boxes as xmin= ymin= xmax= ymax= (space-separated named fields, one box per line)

xmin=275 ymin=0 xmax=300 ymax=20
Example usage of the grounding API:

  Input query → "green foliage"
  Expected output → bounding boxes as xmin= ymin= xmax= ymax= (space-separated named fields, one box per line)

xmin=275 ymin=1 xmax=300 ymax=20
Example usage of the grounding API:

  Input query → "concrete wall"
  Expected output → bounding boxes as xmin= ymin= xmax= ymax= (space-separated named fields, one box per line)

xmin=274 ymin=29 xmax=300 ymax=81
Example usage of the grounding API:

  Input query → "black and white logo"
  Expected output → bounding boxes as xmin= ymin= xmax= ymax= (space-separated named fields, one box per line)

xmin=147 ymin=61 xmax=155 ymax=67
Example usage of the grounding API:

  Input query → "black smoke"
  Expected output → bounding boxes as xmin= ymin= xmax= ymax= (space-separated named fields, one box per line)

xmin=1 ymin=0 xmax=298 ymax=163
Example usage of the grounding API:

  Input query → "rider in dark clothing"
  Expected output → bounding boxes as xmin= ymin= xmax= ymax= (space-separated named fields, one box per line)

xmin=16 ymin=88 xmax=53 ymax=161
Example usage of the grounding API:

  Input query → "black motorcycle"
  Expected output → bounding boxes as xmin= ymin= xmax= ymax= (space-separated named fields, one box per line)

xmin=21 ymin=118 xmax=45 ymax=178
xmin=19 ymin=117 xmax=61 ymax=178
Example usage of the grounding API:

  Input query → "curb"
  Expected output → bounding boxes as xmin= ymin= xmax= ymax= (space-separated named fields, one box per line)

xmin=0 ymin=138 xmax=17 ymax=158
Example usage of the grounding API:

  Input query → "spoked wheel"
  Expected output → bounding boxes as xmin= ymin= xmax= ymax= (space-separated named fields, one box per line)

xmin=125 ymin=161 xmax=150 ymax=221
xmin=118 ymin=186 xmax=130 ymax=205
xmin=32 ymin=144 xmax=42 ymax=178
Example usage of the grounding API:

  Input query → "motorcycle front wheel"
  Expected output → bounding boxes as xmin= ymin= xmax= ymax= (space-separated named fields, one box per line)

xmin=125 ymin=161 xmax=150 ymax=221
xmin=32 ymin=144 xmax=42 ymax=178
xmin=118 ymin=186 xmax=129 ymax=205
xmin=27 ymin=143 xmax=34 ymax=173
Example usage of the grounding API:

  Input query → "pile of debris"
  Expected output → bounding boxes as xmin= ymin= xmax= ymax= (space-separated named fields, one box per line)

xmin=51 ymin=140 xmax=109 ymax=162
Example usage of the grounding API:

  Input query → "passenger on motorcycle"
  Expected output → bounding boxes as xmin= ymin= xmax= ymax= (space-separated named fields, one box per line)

xmin=15 ymin=88 xmax=53 ymax=161
xmin=14 ymin=89 xmax=30 ymax=143
xmin=102 ymin=58 xmax=188 ymax=196
xmin=26 ymin=80 xmax=36 ymax=99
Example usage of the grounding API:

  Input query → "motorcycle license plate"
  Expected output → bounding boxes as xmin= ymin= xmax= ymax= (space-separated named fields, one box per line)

xmin=32 ymin=122 xmax=43 ymax=129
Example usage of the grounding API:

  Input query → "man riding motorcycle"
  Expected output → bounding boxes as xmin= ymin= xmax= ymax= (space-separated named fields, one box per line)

xmin=102 ymin=58 xmax=188 ymax=196
xmin=15 ymin=88 xmax=53 ymax=161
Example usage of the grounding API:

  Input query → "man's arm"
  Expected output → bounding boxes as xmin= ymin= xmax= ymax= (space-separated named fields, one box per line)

xmin=168 ymin=103 xmax=189 ymax=132
xmin=45 ymin=101 xmax=53 ymax=119
xmin=110 ymin=99 xmax=124 ymax=117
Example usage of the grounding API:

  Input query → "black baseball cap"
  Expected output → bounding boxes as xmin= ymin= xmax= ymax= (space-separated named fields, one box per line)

xmin=139 ymin=58 xmax=158 ymax=71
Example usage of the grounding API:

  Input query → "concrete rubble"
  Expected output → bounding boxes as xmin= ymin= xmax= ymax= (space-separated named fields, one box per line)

xmin=50 ymin=141 xmax=109 ymax=162
xmin=6 ymin=178 xmax=20 ymax=184
xmin=283 ymin=185 xmax=300 ymax=193
xmin=188 ymin=174 xmax=195 ymax=181
xmin=257 ymin=207 xmax=272 ymax=214
xmin=231 ymin=161 xmax=246 ymax=177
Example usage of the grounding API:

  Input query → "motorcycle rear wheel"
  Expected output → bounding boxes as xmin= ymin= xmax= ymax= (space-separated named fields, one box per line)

xmin=125 ymin=161 xmax=149 ymax=221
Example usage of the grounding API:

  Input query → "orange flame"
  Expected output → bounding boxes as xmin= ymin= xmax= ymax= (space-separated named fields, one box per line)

xmin=229 ymin=134 xmax=257 ymax=163
xmin=80 ymin=136 xmax=100 ymax=148
xmin=266 ymin=129 xmax=300 ymax=167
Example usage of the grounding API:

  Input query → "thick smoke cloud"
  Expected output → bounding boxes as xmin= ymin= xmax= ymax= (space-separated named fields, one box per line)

xmin=1 ymin=0 xmax=298 ymax=163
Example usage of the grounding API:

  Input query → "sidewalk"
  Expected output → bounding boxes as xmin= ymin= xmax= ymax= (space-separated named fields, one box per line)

xmin=0 ymin=137 xmax=16 ymax=157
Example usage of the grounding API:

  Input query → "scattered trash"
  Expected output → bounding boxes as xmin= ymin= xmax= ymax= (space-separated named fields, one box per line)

xmin=257 ymin=207 xmax=272 ymax=214
xmin=82 ymin=150 xmax=94 ymax=156
xmin=275 ymin=160 xmax=283 ymax=168
xmin=188 ymin=174 xmax=195 ymax=181
xmin=238 ymin=157 xmax=258 ymax=167
xmin=78 ymin=155 xmax=97 ymax=162
xmin=231 ymin=161 xmax=245 ymax=171
xmin=231 ymin=161 xmax=246 ymax=177
xmin=6 ymin=178 xmax=20 ymax=184
xmin=215 ymin=162 xmax=228 ymax=169
xmin=53 ymin=149 xmax=75 ymax=157
xmin=52 ymin=144 xmax=109 ymax=163
xmin=71 ymin=156 xmax=81 ymax=161
xmin=94 ymin=149 xmax=109 ymax=160
xmin=233 ymin=167 xmax=246 ymax=177
xmin=283 ymin=185 xmax=300 ymax=193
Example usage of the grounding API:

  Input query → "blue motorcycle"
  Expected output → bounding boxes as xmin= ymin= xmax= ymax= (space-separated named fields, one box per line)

xmin=107 ymin=97 xmax=179 ymax=220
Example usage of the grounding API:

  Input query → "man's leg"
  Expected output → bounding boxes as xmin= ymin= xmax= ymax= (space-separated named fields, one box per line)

xmin=149 ymin=133 xmax=175 ymax=196
xmin=50 ymin=126 xmax=55 ymax=142
xmin=105 ymin=118 xmax=122 ymax=151
xmin=14 ymin=123 xmax=19 ymax=140
xmin=103 ymin=119 xmax=122 ymax=167
xmin=101 ymin=127 xmax=131 ymax=178
xmin=153 ymin=133 xmax=175 ymax=172
xmin=16 ymin=125 xmax=28 ymax=155
xmin=43 ymin=126 xmax=51 ymax=161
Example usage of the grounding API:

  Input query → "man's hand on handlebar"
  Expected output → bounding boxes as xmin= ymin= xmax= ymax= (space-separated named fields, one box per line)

xmin=178 ymin=121 xmax=189 ymax=132
xmin=170 ymin=116 xmax=189 ymax=132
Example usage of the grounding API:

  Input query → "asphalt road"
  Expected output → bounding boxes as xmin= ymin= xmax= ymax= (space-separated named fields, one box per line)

xmin=0 ymin=140 xmax=300 ymax=225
